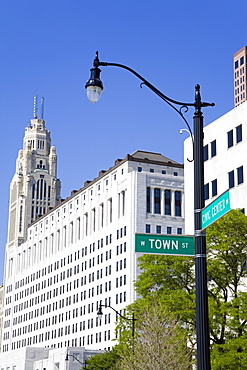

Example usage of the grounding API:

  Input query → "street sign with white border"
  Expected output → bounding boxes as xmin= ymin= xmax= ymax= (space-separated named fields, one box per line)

xmin=135 ymin=233 xmax=194 ymax=256
xmin=201 ymin=189 xmax=231 ymax=229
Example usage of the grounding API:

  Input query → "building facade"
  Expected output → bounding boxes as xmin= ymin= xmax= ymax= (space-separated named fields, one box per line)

xmin=2 ymin=146 xmax=185 ymax=357
xmin=184 ymin=101 xmax=247 ymax=234
xmin=234 ymin=46 xmax=247 ymax=107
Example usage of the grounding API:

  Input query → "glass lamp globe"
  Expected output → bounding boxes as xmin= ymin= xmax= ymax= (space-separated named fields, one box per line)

xmin=86 ymin=85 xmax=103 ymax=103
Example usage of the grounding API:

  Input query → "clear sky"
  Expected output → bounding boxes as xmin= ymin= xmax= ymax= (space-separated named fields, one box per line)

xmin=0 ymin=0 xmax=247 ymax=283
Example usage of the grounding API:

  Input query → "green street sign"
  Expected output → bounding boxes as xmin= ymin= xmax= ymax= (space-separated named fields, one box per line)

xmin=201 ymin=190 xmax=231 ymax=230
xmin=135 ymin=234 xmax=194 ymax=256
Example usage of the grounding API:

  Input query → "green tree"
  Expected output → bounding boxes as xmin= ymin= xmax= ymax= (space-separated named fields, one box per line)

xmin=116 ymin=302 xmax=192 ymax=370
xmin=86 ymin=346 xmax=119 ymax=370
xmin=207 ymin=209 xmax=247 ymax=369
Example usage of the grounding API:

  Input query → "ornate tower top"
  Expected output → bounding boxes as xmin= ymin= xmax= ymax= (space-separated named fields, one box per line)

xmin=7 ymin=98 xmax=61 ymax=247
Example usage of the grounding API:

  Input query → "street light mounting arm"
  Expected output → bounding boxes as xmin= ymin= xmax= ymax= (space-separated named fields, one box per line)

xmin=86 ymin=51 xmax=215 ymax=147
xmin=65 ymin=353 xmax=85 ymax=366
xmin=93 ymin=52 xmax=214 ymax=109
xmin=98 ymin=304 xmax=136 ymax=322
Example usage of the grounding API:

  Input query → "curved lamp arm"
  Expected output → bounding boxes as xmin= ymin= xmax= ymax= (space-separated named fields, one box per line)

xmin=85 ymin=51 xmax=215 ymax=140
xmin=65 ymin=353 xmax=87 ymax=368
xmin=97 ymin=303 xmax=136 ymax=338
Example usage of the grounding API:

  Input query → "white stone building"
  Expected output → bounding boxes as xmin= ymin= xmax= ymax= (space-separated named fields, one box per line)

xmin=184 ymin=100 xmax=247 ymax=234
xmin=0 ymin=346 xmax=102 ymax=370
xmin=1 ymin=112 xmax=185 ymax=369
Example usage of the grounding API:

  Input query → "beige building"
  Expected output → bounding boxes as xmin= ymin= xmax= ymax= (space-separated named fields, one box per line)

xmin=234 ymin=46 xmax=247 ymax=107
xmin=7 ymin=116 xmax=61 ymax=249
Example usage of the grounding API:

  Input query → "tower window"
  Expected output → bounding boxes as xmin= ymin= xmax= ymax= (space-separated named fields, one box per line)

xmin=227 ymin=130 xmax=233 ymax=148
xmin=228 ymin=170 xmax=235 ymax=189
xmin=236 ymin=124 xmax=242 ymax=143
xmin=154 ymin=188 xmax=161 ymax=214
xmin=204 ymin=145 xmax=209 ymax=161
xmin=237 ymin=166 xmax=244 ymax=185
xmin=211 ymin=140 xmax=216 ymax=157
xmin=165 ymin=190 xmax=171 ymax=215
xmin=146 ymin=187 xmax=151 ymax=213
xmin=212 ymin=179 xmax=217 ymax=197
xmin=175 ymin=191 xmax=182 ymax=217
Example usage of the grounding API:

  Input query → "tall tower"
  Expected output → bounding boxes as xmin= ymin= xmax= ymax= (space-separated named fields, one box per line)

xmin=7 ymin=97 xmax=61 ymax=248
xmin=234 ymin=46 xmax=247 ymax=107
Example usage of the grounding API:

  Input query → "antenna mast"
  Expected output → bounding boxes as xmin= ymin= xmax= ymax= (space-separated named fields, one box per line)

xmin=33 ymin=95 xmax=38 ymax=118
xmin=41 ymin=97 xmax=45 ymax=120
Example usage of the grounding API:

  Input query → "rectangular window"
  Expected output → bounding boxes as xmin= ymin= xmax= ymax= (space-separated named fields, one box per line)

xmin=177 ymin=228 xmax=182 ymax=235
xmin=237 ymin=166 xmax=244 ymax=185
xmin=240 ymin=56 xmax=244 ymax=65
xmin=235 ymin=60 xmax=239 ymax=69
xmin=228 ymin=170 xmax=235 ymax=189
xmin=146 ymin=187 xmax=151 ymax=213
xmin=138 ymin=167 xmax=142 ymax=172
xmin=150 ymin=168 xmax=154 ymax=173
xmin=175 ymin=191 xmax=182 ymax=217
xmin=204 ymin=145 xmax=209 ymax=161
xmin=211 ymin=140 xmax=216 ymax=157
xmin=227 ymin=130 xmax=233 ymax=148
xmin=156 ymin=225 xmax=161 ymax=234
xmin=108 ymin=198 xmax=112 ymax=223
xmin=154 ymin=188 xmax=161 ymax=214
xmin=100 ymin=203 xmax=104 ymax=228
xmin=146 ymin=225 xmax=151 ymax=234
xmin=212 ymin=179 xmax=217 ymax=197
xmin=236 ymin=124 xmax=242 ymax=143
xmin=204 ymin=183 xmax=209 ymax=200
xmin=167 ymin=227 xmax=172 ymax=235
xmin=165 ymin=190 xmax=171 ymax=215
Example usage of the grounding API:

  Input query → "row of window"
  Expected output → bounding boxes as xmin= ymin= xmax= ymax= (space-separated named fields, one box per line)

xmin=146 ymin=225 xmax=182 ymax=235
xmin=235 ymin=55 xmax=245 ymax=70
xmin=204 ymin=140 xmax=216 ymax=161
xmin=10 ymin=227 xmax=121 ymax=279
xmin=147 ymin=188 xmax=182 ymax=216
xmin=204 ymin=166 xmax=244 ymax=200
xmin=13 ymin=258 xmax=126 ymax=306
xmin=138 ymin=167 xmax=179 ymax=176
xmin=204 ymin=125 xmax=243 ymax=162
xmin=228 ymin=124 xmax=242 ymax=148
xmin=228 ymin=166 xmax=244 ymax=188
xmin=8 ymin=330 xmax=113 ymax=354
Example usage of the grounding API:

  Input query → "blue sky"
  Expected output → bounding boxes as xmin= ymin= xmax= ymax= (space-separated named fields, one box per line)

xmin=0 ymin=0 xmax=247 ymax=282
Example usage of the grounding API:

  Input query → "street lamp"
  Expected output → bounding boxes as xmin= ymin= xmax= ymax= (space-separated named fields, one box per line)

xmin=65 ymin=352 xmax=87 ymax=369
xmin=86 ymin=52 xmax=215 ymax=370
xmin=97 ymin=303 xmax=136 ymax=339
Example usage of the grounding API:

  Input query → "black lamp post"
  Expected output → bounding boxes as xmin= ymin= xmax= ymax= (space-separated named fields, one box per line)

xmin=86 ymin=52 xmax=215 ymax=370
xmin=97 ymin=303 xmax=136 ymax=339
xmin=65 ymin=352 xmax=87 ymax=369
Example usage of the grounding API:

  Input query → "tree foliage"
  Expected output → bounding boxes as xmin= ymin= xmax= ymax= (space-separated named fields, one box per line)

xmin=116 ymin=302 xmax=192 ymax=370
xmin=133 ymin=210 xmax=247 ymax=368
xmin=86 ymin=346 xmax=119 ymax=370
